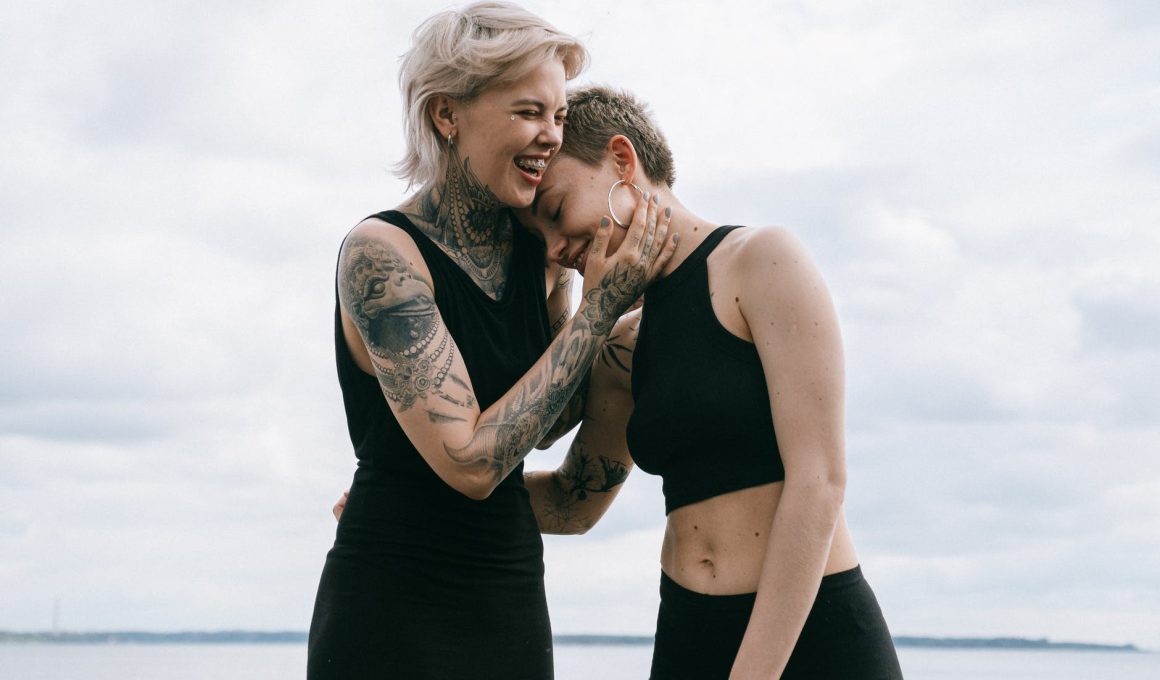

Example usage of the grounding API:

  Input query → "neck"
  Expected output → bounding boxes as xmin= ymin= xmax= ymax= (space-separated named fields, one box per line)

xmin=644 ymin=187 xmax=716 ymax=278
xmin=408 ymin=148 xmax=511 ymax=251
xmin=400 ymin=148 xmax=514 ymax=298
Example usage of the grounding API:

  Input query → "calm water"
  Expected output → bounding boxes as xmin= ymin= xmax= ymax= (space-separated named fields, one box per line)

xmin=1 ymin=643 xmax=1157 ymax=679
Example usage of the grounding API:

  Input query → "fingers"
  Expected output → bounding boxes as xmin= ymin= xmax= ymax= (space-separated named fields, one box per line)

xmin=587 ymin=216 xmax=612 ymax=267
xmin=639 ymin=195 xmax=660 ymax=262
xmin=624 ymin=191 xmax=651 ymax=251
xmin=645 ymin=205 xmax=674 ymax=279
xmin=649 ymin=213 xmax=679 ymax=280
xmin=332 ymin=490 xmax=349 ymax=522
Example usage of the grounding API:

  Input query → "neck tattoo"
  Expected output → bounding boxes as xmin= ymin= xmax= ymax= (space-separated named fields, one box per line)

xmin=407 ymin=147 xmax=512 ymax=299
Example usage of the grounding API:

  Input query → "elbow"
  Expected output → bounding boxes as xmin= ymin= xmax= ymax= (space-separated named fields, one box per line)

xmin=444 ymin=466 xmax=499 ymax=501
xmin=786 ymin=467 xmax=846 ymax=511
xmin=824 ymin=467 xmax=846 ymax=506
xmin=818 ymin=468 xmax=846 ymax=510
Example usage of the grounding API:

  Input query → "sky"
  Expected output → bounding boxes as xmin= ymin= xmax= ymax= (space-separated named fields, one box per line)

xmin=2 ymin=0 xmax=1159 ymax=651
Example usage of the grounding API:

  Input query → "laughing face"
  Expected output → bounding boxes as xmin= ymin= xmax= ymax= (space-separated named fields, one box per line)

xmin=515 ymin=154 xmax=638 ymax=275
xmin=450 ymin=59 xmax=568 ymax=210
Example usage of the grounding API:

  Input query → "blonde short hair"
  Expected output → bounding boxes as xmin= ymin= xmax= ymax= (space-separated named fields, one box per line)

xmin=396 ymin=2 xmax=588 ymax=188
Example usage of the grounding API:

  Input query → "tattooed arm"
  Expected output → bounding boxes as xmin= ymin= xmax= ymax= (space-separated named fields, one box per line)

xmin=536 ymin=264 xmax=587 ymax=449
xmin=339 ymin=197 xmax=673 ymax=500
xmin=546 ymin=263 xmax=574 ymax=337
xmin=526 ymin=311 xmax=638 ymax=534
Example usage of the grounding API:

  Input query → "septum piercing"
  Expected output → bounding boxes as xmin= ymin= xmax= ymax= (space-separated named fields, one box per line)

xmin=607 ymin=179 xmax=644 ymax=228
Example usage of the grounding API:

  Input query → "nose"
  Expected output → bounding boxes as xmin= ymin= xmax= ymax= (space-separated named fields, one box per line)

xmin=545 ymin=234 xmax=569 ymax=264
xmin=540 ymin=118 xmax=563 ymax=151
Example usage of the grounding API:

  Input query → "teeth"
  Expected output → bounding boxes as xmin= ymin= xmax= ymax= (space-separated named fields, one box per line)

xmin=515 ymin=157 xmax=547 ymax=174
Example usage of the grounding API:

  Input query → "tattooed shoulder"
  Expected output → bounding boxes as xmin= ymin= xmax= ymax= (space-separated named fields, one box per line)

xmin=338 ymin=232 xmax=474 ymax=413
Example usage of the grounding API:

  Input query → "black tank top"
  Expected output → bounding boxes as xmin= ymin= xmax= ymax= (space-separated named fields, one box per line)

xmin=332 ymin=210 xmax=551 ymax=573
xmin=626 ymin=226 xmax=784 ymax=515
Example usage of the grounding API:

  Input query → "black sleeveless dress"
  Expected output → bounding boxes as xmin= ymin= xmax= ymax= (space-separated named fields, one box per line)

xmin=308 ymin=211 xmax=554 ymax=679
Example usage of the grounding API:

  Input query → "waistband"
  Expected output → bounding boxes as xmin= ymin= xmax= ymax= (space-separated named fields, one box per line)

xmin=659 ymin=565 xmax=864 ymax=610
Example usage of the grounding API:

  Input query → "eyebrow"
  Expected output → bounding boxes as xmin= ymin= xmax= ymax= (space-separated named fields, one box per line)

xmin=510 ymin=98 xmax=568 ymax=113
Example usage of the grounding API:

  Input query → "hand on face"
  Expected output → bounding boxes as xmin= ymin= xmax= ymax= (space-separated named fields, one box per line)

xmin=579 ymin=193 xmax=677 ymax=335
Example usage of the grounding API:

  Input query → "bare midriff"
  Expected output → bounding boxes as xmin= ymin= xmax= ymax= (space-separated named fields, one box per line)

xmin=660 ymin=482 xmax=860 ymax=595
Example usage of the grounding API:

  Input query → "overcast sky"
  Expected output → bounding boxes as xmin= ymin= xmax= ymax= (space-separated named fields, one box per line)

xmin=2 ymin=0 xmax=1158 ymax=652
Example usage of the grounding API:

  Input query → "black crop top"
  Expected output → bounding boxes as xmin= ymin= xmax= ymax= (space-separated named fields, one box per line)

xmin=625 ymin=225 xmax=784 ymax=515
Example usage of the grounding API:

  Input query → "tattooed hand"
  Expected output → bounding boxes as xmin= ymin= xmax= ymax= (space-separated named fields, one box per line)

xmin=580 ymin=193 xmax=677 ymax=335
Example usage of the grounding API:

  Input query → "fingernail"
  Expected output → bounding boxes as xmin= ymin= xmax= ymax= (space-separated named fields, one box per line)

xmin=665 ymin=207 xmax=672 ymax=218
xmin=600 ymin=217 xmax=610 ymax=228
xmin=673 ymin=234 xmax=681 ymax=244
xmin=644 ymin=191 xmax=650 ymax=201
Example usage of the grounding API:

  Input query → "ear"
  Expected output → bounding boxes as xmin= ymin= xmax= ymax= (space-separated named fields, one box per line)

xmin=606 ymin=135 xmax=640 ymax=182
xmin=428 ymin=94 xmax=459 ymax=141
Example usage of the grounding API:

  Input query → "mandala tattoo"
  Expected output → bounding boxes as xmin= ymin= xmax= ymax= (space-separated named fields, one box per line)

xmin=406 ymin=146 xmax=512 ymax=299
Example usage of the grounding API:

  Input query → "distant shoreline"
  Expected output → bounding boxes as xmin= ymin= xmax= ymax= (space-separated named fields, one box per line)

xmin=0 ymin=631 xmax=1144 ymax=652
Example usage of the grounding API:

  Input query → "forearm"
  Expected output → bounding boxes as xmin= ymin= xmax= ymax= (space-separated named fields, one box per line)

xmin=535 ymin=373 xmax=588 ymax=450
xmin=524 ymin=442 xmax=630 ymax=534
xmin=730 ymin=481 xmax=844 ymax=679
xmin=525 ymin=470 xmax=585 ymax=534
xmin=443 ymin=305 xmax=608 ymax=493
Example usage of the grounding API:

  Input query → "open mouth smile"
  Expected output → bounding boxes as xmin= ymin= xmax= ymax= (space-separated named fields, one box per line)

xmin=514 ymin=156 xmax=547 ymax=181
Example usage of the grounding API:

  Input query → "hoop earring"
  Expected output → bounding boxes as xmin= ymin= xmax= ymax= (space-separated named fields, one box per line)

xmin=607 ymin=179 xmax=644 ymax=228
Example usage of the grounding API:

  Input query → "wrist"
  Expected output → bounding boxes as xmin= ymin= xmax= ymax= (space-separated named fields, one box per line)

xmin=577 ymin=299 xmax=617 ymax=337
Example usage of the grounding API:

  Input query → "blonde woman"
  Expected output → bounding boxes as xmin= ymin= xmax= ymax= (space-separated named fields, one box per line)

xmin=308 ymin=7 xmax=674 ymax=679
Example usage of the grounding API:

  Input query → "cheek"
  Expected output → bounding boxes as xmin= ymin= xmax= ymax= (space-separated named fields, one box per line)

xmin=607 ymin=228 xmax=628 ymax=255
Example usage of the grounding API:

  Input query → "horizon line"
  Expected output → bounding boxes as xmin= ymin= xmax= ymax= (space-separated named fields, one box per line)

xmin=0 ymin=630 xmax=1147 ymax=653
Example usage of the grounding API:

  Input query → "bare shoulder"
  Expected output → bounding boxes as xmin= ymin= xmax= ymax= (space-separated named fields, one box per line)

xmin=730 ymin=225 xmax=809 ymax=268
xmin=344 ymin=216 xmax=424 ymax=259
xmin=339 ymin=217 xmax=433 ymax=289
xmin=725 ymin=225 xmax=825 ymax=290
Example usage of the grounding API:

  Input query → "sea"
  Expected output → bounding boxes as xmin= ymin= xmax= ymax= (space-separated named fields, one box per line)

xmin=1 ymin=643 xmax=1157 ymax=680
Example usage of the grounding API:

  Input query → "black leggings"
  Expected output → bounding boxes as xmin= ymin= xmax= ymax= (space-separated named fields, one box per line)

xmin=649 ymin=566 xmax=903 ymax=680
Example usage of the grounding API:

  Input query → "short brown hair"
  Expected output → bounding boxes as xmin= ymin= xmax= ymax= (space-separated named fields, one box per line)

xmin=560 ymin=85 xmax=676 ymax=187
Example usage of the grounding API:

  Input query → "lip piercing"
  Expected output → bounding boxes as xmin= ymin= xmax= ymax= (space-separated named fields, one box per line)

xmin=607 ymin=179 xmax=644 ymax=228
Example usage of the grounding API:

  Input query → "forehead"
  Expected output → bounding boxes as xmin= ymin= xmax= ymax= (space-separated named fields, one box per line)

xmin=481 ymin=59 xmax=567 ymax=106
xmin=520 ymin=156 xmax=587 ymax=221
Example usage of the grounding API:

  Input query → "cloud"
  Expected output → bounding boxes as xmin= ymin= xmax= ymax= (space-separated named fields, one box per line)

xmin=1 ymin=0 xmax=1158 ymax=652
